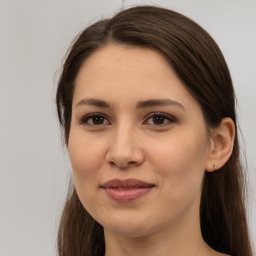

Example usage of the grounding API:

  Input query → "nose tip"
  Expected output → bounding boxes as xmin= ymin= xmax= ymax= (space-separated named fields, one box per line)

xmin=108 ymin=159 xmax=140 ymax=169
xmin=105 ymin=130 xmax=144 ymax=169
xmin=106 ymin=148 xmax=143 ymax=169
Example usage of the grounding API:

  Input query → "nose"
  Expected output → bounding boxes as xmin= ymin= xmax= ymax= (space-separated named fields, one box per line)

xmin=105 ymin=124 xmax=144 ymax=169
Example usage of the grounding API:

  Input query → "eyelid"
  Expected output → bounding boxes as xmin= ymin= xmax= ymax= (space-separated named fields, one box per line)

xmin=79 ymin=112 xmax=111 ymax=126
xmin=143 ymin=112 xmax=176 ymax=126
xmin=78 ymin=112 xmax=176 ymax=127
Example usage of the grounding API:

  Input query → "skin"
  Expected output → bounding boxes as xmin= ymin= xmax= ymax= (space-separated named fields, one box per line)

xmin=68 ymin=45 xmax=233 ymax=256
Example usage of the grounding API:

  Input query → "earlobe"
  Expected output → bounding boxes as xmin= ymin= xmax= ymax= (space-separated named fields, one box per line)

xmin=205 ymin=117 xmax=235 ymax=172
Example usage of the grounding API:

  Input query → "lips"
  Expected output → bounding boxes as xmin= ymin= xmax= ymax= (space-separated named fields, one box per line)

xmin=101 ymin=179 xmax=155 ymax=202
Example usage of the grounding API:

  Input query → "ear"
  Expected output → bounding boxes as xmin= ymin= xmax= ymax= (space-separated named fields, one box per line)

xmin=205 ymin=117 xmax=235 ymax=172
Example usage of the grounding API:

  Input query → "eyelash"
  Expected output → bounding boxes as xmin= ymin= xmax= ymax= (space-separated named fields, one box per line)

xmin=79 ymin=112 xmax=176 ymax=127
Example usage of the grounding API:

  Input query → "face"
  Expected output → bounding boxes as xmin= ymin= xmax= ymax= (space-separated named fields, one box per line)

xmin=68 ymin=45 xmax=212 ymax=238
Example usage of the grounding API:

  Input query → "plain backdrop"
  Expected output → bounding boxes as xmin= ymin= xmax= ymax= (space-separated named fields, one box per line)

xmin=0 ymin=0 xmax=255 ymax=255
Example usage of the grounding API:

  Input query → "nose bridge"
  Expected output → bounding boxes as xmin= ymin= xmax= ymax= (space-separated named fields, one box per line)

xmin=112 ymin=120 xmax=135 ymax=155
xmin=106 ymin=118 xmax=143 ymax=168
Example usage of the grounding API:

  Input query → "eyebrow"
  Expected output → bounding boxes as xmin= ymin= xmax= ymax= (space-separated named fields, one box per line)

xmin=75 ymin=98 xmax=185 ymax=111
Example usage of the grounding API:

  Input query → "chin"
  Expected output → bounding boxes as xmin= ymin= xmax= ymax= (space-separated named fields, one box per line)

xmin=105 ymin=224 xmax=153 ymax=238
xmin=100 ymin=213 xmax=160 ymax=238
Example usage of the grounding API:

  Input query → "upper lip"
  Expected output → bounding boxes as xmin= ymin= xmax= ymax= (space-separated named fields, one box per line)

xmin=101 ymin=179 xmax=155 ymax=188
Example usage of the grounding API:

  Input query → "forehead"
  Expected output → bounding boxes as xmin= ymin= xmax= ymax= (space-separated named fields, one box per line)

xmin=76 ymin=45 xmax=174 ymax=84
xmin=73 ymin=44 xmax=200 ymax=111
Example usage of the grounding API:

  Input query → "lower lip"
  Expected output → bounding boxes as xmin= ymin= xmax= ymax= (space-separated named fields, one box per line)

xmin=103 ymin=187 xmax=153 ymax=202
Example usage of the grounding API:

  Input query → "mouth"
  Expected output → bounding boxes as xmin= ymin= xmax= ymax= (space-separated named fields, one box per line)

xmin=101 ymin=179 xmax=155 ymax=202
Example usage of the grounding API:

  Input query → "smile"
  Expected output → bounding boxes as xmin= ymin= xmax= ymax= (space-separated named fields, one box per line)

xmin=101 ymin=179 xmax=155 ymax=202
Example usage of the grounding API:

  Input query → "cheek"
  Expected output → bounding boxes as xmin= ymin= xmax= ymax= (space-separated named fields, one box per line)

xmin=68 ymin=131 xmax=106 ymax=188
xmin=149 ymin=129 xmax=209 ymax=202
xmin=67 ymin=130 xmax=110 ymax=218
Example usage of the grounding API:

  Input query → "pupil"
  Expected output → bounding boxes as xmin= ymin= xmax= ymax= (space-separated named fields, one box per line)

xmin=153 ymin=115 xmax=164 ymax=124
xmin=93 ymin=116 xmax=104 ymax=125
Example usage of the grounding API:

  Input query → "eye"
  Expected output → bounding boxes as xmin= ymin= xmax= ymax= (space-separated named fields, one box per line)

xmin=80 ymin=113 xmax=110 ymax=126
xmin=144 ymin=113 xmax=176 ymax=126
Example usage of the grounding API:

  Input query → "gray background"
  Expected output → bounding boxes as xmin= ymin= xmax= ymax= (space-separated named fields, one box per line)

xmin=0 ymin=0 xmax=255 ymax=255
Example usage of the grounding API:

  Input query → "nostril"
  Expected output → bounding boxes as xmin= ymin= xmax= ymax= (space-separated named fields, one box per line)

xmin=110 ymin=161 xmax=115 ymax=166
xmin=108 ymin=160 xmax=138 ymax=169
xmin=106 ymin=147 xmax=144 ymax=168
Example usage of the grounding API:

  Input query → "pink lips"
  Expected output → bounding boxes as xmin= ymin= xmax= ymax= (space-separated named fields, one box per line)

xmin=101 ymin=179 xmax=154 ymax=202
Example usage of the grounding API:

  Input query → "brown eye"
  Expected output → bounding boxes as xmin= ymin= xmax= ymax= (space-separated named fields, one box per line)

xmin=91 ymin=116 xmax=105 ymax=125
xmin=80 ymin=113 xmax=110 ymax=126
xmin=152 ymin=115 xmax=165 ymax=125
xmin=145 ymin=113 xmax=176 ymax=126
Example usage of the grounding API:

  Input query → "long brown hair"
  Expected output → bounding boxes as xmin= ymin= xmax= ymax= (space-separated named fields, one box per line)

xmin=56 ymin=6 xmax=252 ymax=256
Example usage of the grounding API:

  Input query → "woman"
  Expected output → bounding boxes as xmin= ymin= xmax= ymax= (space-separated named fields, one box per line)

xmin=56 ymin=5 xmax=253 ymax=256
